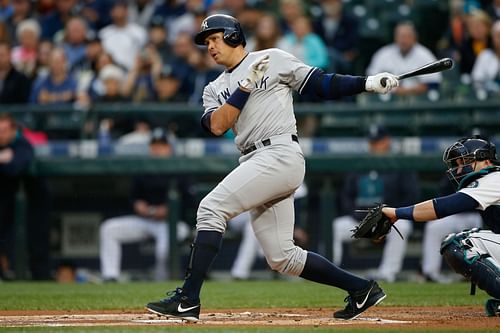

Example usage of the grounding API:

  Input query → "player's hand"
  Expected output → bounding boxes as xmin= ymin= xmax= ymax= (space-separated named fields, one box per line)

xmin=240 ymin=54 xmax=270 ymax=91
xmin=381 ymin=206 xmax=397 ymax=224
xmin=365 ymin=72 xmax=399 ymax=94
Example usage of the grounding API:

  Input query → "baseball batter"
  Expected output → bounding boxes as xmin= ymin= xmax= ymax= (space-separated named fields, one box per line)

xmin=382 ymin=135 xmax=500 ymax=316
xmin=146 ymin=14 xmax=399 ymax=322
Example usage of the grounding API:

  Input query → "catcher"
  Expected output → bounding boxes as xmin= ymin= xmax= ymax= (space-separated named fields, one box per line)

xmin=354 ymin=135 xmax=500 ymax=316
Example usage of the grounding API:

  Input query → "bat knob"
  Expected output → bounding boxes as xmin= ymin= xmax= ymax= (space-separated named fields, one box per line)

xmin=380 ymin=77 xmax=387 ymax=88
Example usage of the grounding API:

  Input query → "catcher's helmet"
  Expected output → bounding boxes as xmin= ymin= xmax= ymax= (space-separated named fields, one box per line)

xmin=443 ymin=135 xmax=498 ymax=185
xmin=194 ymin=14 xmax=246 ymax=47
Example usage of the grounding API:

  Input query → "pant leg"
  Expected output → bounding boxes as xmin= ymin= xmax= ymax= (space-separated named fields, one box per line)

xmin=231 ymin=213 xmax=260 ymax=279
xmin=99 ymin=215 xmax=151 ymax=280
xmin=332 ymin=215 xmax=357 ymax=266
xmin=251 ymin=195 xmax=307 ymax=276
xmin=376 ymin=219 xmax=412 ymax=281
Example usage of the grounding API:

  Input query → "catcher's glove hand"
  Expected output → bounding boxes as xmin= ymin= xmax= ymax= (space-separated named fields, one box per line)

xmin=351 ymin=203 xmax=403 ymax=240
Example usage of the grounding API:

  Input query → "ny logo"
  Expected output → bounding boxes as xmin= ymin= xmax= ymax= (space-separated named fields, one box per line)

xmin=201 ymin=20 xmax=208 ymax=30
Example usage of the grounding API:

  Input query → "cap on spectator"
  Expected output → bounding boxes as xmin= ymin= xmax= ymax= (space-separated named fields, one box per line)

xmin=159 ymin=64 xmax=180 ymax=79
xmin=149 ymin=15 xmax=165 ymax=28
xmin=99 ymin=64 xmax=125 ymax=82
xmin=367 ymin=124 xmax=389 ymax=141
xmin=150 ymin=127 xmax=169 ymax=144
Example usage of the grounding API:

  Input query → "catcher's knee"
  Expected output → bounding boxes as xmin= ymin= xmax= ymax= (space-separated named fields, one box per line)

xmin=441 ymin=231 xmax=500 ymax=299
xmin=266 ymin=246 xmax=307 ymax=276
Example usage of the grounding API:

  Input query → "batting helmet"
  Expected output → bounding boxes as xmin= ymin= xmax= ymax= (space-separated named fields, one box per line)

xmin=443 ymin=135 xmax=498 ymax=185
xmin=194 ymin=14 xmax=246 ymax=47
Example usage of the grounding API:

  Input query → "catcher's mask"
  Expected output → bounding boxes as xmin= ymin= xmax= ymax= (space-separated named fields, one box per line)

xmin=443 ymin=135 xmax=498 ymax=186
xmin=194 ymin=14 xmax=246 ymax=47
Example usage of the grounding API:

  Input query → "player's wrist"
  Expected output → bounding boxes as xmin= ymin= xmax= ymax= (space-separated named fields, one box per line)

xmin=226 ymin=88 xmax=250 ymax=111
xmin=395 ymin=206 xmax=414 ymax=220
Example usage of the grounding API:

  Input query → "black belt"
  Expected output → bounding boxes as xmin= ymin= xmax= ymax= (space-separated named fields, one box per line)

xmin=242 ymin=135 xmax=298 ymax=155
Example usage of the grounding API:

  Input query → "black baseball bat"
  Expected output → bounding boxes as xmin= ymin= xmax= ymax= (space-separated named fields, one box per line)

xmin=380 ymin=58 xmax=454 ymax=87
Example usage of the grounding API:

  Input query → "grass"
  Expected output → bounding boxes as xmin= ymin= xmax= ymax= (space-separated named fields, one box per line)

xmin=0 ymin=280 xmax=494 ymax=333
xmin=0 ymin=280 xmax=488 ymax=310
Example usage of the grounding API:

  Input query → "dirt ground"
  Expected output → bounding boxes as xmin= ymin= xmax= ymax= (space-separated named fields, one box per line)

xmin=0 ymin=306 xmax=499 ymax=329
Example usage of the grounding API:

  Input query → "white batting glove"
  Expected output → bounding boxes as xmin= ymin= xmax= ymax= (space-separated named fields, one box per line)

xmin=240 ymin=54 xmax=270 ymax=91
xmin=365 ymin=72 xmax=399 ymax=94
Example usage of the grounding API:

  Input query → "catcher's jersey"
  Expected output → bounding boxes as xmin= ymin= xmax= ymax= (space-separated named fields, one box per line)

xmin=202 ymin=48 xmax=314 ymax=152
xmin=459 ymin=170 xmax=500 ymax=232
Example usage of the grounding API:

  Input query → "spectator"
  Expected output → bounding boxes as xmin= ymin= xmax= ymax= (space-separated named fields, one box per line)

xmin=278 ymin=0 xmax=305 ymax=34
xmin=97 ymin=63 xmax=127 ymax=103
xmin=122 ymin=45 xmax=162 ymax=102
xmin=34 ymin=39 xmax=53 ymax=79
xmin=421 ymin=177 xmax=482 ymax=283
xmin=0 ymin=113 xmax=34 ymax=280
xmin=0 ymin=0 xmax=12 ymax=22
xmin=278 ymin=15 xmax=329 ymax=70
xmin=0 ymin=41 xmax=31 ymax=104
xmin=367 ymin=21 xmax=442 ymax=97
xmin=471 ymin=20 xmax=500 ymax=97
xmin=245 ymin=13 xmax=282 ymax=52
xmin=154 ymin=65 xmax=183 ymax=102
xmin=79 ymin=51 xmax=116 ymax=103
xmin=127 ymin=0 xmax=157 ymax=28
xmin=39 ymin=0 xmax=79 ymax=41
xmin=11 ymin=19 xmax=40 ymax=79
xmin=59 ymin=17 xmax=89 ymax=71
xmin=185 ymin=47 xmax=221 ymax=105
xmin=486 ymin=0 xmax=500 ymax=21
xmin=167 ymin=31 xmax=198 ymax=99
xmin=29 ymin=47 xmax=83 ymax=105
xmin=147 ymin=16 xmax=173 ymax=65
xmin=332 ymin=125 xmax=418 ymax=282
xmin=81 ymin=0 xmax=114 ymax=31
xmin=98 ymin=0 xmax=147 ymax=71
xmin=168 ymin=0 xmax=205 ymax=44
xmin=99 ymin=128 xmax=190 ymax=281
xmin=457 ymin=9 xmax=492 ymax=74
xmin=117 ymin=119 xmax=152 ymax=146
xmin=312 ymin=0 xmax=359 ymax=74
xmin=4 ymin=0 xmax=33 ymax=44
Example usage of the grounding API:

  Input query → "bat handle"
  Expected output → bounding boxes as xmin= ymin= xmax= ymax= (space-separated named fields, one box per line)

xmin=380 ymin=77 xmax=387 ymax=88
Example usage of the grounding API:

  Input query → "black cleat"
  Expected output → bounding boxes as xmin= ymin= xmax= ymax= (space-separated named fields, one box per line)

xmin=333 ymin=280 xmax=386 ymax=320
xmin=146 ymin=288 xmax=201 ymax=322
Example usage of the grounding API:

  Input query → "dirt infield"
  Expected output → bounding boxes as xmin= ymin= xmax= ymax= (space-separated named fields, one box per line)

xmin=1 ymin=307 xmax=499 ymax=329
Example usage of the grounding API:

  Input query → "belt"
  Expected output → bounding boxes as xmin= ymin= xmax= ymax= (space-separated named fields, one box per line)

xmin=242 ymin=134 xmax=299 ymax=155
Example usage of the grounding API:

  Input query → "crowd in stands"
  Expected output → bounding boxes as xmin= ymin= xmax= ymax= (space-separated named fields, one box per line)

xmin=0 ymin=0 xmax=497 ymax=108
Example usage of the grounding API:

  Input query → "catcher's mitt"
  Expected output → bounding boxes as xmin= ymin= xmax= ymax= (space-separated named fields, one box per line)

xmin=351 ymin=204 xmax=403 ymax=240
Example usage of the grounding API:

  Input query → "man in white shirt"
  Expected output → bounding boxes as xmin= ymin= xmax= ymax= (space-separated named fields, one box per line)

xmin=367 ymin=21 xmax=441 ymax=97
xmin=98 ymin=1 xmax=147 ymax=70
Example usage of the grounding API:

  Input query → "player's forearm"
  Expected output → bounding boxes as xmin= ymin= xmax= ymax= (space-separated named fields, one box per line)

xmin=210 ymin=104 xmax=241 ymax=136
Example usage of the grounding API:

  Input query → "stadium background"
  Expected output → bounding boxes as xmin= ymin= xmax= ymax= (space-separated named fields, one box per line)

xmin=2 ymin=0 xmax=500 ymax=282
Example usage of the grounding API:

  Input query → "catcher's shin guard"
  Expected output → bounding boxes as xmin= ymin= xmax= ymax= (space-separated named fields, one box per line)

xmin=441 ymin=232 xmax=500 ymax=298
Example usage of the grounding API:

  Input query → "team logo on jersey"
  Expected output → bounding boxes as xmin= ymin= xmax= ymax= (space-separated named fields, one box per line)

xmin=466 ymin=181 xmax=479 ymax=188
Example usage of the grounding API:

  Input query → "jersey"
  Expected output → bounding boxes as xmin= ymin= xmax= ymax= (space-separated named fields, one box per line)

xmin=459 ymin=168 xmax=500 ymax=233
xmin=201 ymin=48 xmax=314 ymax=152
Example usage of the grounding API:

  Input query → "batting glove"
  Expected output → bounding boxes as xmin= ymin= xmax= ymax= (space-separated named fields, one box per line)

xmin=240 ymin=54 xmax=270 ymax=91
xmin=365 ymin=72 xmax=399 ymax=94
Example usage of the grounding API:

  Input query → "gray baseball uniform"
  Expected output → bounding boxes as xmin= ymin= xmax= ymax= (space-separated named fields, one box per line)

xmin=197 ymin=48 xmax=313 ymax=275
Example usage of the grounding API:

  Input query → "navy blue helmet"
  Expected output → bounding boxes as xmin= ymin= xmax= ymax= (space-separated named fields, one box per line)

xmin=194 ymin=14 xmax=246 ymax=47
xmin=443 ymin=135 xmax=498 ymax=185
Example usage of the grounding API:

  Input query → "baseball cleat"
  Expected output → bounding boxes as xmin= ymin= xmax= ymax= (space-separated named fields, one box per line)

xmin=146 ymin=288 xmax=201 ymax=322
xmin=333 ymin=280 xmax=386 ymax=320
xmin=485 ymin=298 xmax=500 ymax=317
